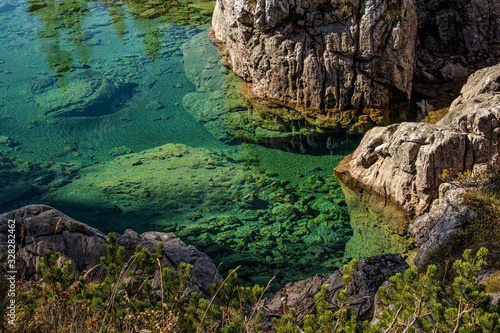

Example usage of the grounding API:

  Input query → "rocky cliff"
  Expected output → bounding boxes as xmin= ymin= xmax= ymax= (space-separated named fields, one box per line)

xmin=335 ymin=63 xmax=500 ymax=261
xmin=212 ymin=0 xmax=418 ymax=132
xmin=415 ymin=0 xmax=500 ymax=83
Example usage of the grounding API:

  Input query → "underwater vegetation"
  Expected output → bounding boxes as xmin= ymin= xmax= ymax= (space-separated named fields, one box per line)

xmin=26 ymin=0 xmax=215 ymax=82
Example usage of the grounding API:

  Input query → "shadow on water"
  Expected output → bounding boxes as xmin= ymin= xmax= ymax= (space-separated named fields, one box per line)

xmin=238 ymin=132 xmax=363 ymax=156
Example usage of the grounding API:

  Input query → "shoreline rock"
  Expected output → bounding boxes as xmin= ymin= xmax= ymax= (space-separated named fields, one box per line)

xmin=0 ymin=204 xmax=411 ymax=322
xmin=335 ymin=63 xmax=500 ymax=264
xmin=212 ymin=0 xmax=418 ymax=133
xmin=262 ymin=253 xmax=409 ymax=321
xmin=0 ymin=205 xmax=221 ymax=298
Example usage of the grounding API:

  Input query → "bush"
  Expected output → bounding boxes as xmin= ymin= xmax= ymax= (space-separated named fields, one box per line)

xmin=3 ymin=233 xmax=500 ymax=332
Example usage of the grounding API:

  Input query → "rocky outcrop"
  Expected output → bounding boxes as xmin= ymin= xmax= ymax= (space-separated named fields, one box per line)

xmin=212 ymin=0 xmax=418 ymax=132
xmin=0 ymin=205 xmax=221 ymax=298
xmin=415 ymin=0 xmax=500 ymax=83
xmin=262 ymin=253 xmax=409 ymax=320
xmin=335 ymin=63 xmax=500 ymax=262
xmin=335 ymin=63 xmax=500 ymax=217
xmin=410 ymin=185 xmax=477 ymax=265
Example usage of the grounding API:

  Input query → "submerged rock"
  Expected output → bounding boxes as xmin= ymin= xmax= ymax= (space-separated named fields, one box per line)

xmin=33 ymin=73 xmax=138 ymax=117
xmin=0 ymin=205 xmax=220 ymax=298
xmin=44 ymin=143 xmax=351 ymax=288
xmin=212 ymin=0 xmax=418 ymax=132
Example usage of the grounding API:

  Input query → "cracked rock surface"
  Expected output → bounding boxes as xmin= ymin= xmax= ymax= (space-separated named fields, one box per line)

xmin=415 ymin=0 xmax=500 ymax=83
xmin=335 ymin=63 xmax=500 ymax=217
xmin=212 ymin=0 xmax=418 ymax=132
xmin=262 ymin=253 xmax=409 ymax=320
xmin=335 ymin=63 xmax=500 ymax=264
xmin=0 ymin=204 xmax=221 ymax=298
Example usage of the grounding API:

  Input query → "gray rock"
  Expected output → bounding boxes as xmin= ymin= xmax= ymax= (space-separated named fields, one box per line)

xmin=416 ymin=0 xmax=500 ymax=83
xmin=262 ymin=253 xmax=409 ymax=320
xmin=335 ymin=64 xmax=500 ymax=217
xmin=411 ymin=186 xmax=476 ymax=266
xmin=0 ymin=205 xmax=221 ymax=298
xmin=212 ymin=0 xmax=418 ymax=132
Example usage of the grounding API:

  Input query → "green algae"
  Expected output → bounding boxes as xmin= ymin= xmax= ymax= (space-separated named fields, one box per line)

xmin=26 ymin=0 xmax=215 ymax=84
xmin=42 ymin=142 xmax=352 ymax=289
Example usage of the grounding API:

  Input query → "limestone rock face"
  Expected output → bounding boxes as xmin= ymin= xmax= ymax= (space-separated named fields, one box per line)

xmin=335 ymin=64 xmax=500 ymax=217
xmin=416 ymin=0 xmax=500 ymax=83
xmin=262 ymin=253 xmax=409 ymax=320
xmin=212 ymin=0 xmax=418 ymax=132
xmin=0 ymin=205 xmax=221 ymax=298
xmin=410 ymin=184 xmax=477 ymax=265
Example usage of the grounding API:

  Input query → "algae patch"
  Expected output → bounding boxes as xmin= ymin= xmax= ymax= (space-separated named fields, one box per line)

xmin=45 ymin=143 xmax=352 ymax=288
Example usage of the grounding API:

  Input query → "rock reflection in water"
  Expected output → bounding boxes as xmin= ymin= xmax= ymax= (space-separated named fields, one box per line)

xmin=27 ymin=0 xmax=215 ymax=84
xmin=335 ymin=156 xmax=415 ymax=261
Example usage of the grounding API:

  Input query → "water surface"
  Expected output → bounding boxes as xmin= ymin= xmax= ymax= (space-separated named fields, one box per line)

xmin=0 ymin=0 xmax=363 ymax=289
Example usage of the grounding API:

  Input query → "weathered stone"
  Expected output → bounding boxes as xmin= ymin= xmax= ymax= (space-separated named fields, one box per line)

xmin=411 ymin=185 xmax=476 ymax=266
xmin=416 ymin=0 xmax=500 ymax=83
xmin=335 ymin=64 xmax=500 ymax=217
xmin=262 ymin=253 xmax=409 ymax=320
xmin=212 ymin=0 xmax=418 ymax=132
xmin=335 ymin=64 xmax=500 ymax=265
xmin=0 ymin=205 xmax=221 ymax=298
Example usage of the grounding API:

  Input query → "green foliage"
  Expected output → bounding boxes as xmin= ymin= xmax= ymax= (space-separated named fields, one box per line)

xmin=181 ymin=268 xmax=266 ymax=333
xmin=274 ymin=259 xmax=368 ymax=333
xmin=374 ymin=247 xmax=500 ymax=332
xmin=5 ymin=234 xmax=500 ymax=333
xmin=40 ymin=250 xmax=75 ymax=291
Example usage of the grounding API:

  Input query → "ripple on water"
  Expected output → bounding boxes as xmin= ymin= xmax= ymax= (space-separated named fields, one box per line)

xmin=0 ymin=0 xmax=364 ymax=291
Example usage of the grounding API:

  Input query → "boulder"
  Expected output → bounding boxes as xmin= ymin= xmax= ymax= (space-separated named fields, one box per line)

xmin=262 ymin=253 xmax=409 ymax=320
xmin=0 ymin=205 xmax=221 ymax=298
xmin=212 ymin=0 xmax=418 ymax=132
xmin=33 ymin=73 xmax=138 ymax=117
xmin=335 ymin=64 xmax=500 ymax=217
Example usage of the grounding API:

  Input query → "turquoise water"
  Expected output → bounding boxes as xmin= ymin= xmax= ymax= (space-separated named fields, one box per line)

xmin=0 ymin=0 xmax=361 ymax=290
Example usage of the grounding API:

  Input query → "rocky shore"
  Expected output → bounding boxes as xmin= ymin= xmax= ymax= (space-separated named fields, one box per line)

xmin=335 ymin=62 xmax=500 ymax=264
xmin=211 ymin=0 xmax=499 ymax=133
xmin=212 ymin=0 xmax=418 ymax=133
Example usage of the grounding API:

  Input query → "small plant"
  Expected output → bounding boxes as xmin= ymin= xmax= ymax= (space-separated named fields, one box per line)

xmin=374 ymin=247 xmax=500 ymax=332
xmin=273 ymin=258 xmax=369 ymax=333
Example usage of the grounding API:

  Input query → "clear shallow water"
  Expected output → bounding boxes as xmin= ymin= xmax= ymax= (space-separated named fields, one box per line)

xmin=0 ymin=0 xmax=362 ymax=290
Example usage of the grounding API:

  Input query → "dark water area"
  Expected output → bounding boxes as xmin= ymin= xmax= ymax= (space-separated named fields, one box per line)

xmin=238 ymin=132 xmax=363 ymax=156
xmin=0 ymin=0 xmax=363 ymax=290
